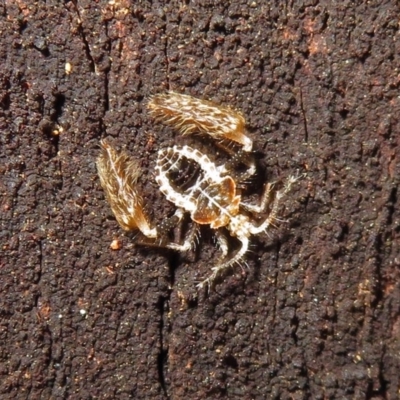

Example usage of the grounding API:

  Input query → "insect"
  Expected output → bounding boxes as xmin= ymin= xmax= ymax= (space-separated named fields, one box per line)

xmin=97 ymin=92 xmax=298 ymax=289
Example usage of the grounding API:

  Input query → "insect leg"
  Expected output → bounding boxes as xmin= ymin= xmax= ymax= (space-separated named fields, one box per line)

xmin=240 ymin=182 xmax=275 ymax=214
xmin=197 ymin=235 xmax=249 ymax=289
xmin=215 ymin=229 xmax=229 ymax=260
xmin=248 ymin=175 xmax=300 ymax=235
xmin=165 ymin=221 xmax=200 ymax=252
xmin=136 ymin=208 xmax=186 ymax=248
xmin=221 ymin=149 xmax=256 ymax=183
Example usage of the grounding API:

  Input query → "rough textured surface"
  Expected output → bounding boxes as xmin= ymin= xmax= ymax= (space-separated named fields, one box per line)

xmin=1 ymin=1 xmax=399 ymax=399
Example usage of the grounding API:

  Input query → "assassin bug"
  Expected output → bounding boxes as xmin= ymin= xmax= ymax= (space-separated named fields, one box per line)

xmin=97 ymin=92 xmax=298 ymax=288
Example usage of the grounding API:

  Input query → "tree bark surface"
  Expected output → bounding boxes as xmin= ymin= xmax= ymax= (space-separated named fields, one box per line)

xmin=1 ymin=1 xmax=399 ymax=399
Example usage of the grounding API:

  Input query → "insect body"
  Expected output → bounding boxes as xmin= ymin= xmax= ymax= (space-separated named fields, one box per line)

xmin=97 ymin=92 xmax=298 ymax=288
xmin=156 ymin=145 xmax=240 ymax=229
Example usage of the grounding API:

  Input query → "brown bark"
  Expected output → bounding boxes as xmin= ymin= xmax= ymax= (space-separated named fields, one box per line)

xmin=1 ymin=1 xmax=399 ymax=399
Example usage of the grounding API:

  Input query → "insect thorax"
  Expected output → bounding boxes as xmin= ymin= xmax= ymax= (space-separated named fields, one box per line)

xmin=155 ymin=145 xmax=241 ymax=229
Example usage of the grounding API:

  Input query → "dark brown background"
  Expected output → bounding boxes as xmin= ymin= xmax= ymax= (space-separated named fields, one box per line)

xmin=1 ymin=1 xmax=399 ymax=399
